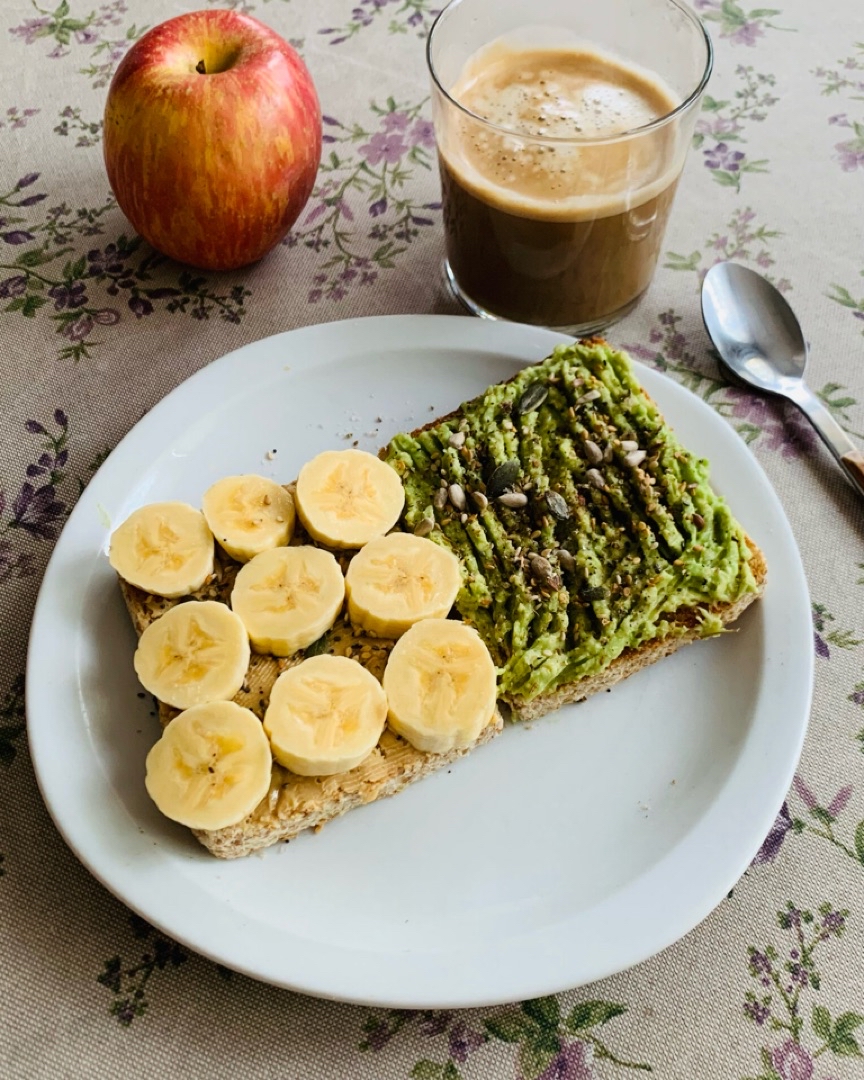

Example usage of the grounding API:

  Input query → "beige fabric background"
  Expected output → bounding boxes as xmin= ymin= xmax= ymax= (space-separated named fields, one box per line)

xmin=1 ymin=1 xmax=863 ymax=1077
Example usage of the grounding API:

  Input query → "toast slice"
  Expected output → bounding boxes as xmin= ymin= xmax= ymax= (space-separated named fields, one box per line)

xmin=381 ymin=338 xmax=766 ymax=722
xmin=118 ymin=337 xmax=764 ymax=858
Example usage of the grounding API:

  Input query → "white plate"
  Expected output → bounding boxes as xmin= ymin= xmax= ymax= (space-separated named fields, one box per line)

xmin=27 ymin=315 xmax=812 ymax=1008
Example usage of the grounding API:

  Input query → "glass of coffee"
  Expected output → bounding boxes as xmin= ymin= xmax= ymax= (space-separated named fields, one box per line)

xmin=427 ymin=0 xmax=712 ymax=334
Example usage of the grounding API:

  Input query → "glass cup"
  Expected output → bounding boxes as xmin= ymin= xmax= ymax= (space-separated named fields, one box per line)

xmin=426 ymin=0 xmax=712 ymax=335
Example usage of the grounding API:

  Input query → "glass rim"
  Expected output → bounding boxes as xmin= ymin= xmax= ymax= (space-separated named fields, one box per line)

xmin=425 ymin=0 xmax=714 ymax=146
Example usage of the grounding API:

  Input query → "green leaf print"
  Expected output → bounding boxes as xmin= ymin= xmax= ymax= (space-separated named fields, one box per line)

xmin=854 ymin=820 xmax=864 ymax=864
xmin=812 ymin=1004 xmax=832 ymax=1040
xmin=567 ymin=1000 xmax=628 ymax=1032
xmin=522 ymin=996 xmax=561 ymax=1030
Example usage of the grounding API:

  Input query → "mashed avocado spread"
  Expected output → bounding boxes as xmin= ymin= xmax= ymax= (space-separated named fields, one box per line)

xmin=383 ymin=341 xmax=758 ymax=704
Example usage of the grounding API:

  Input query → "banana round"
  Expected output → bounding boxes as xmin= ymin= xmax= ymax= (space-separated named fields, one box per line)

xmin=382 ymin=618 xmax=497 ymax=754
xmin=294 ymin=449 xmax=405 ymax=549
xmin=345 ymin=532 xmax=462 ymax=638
xmin=202 ymin=474 xmax=295 ymax=563
xmin=230 ymin=545 xmax=345 ymax=656
xmin=133 ymin=599 xmax=251 ymax=710
xmin=263 ymin=654 xmax=387 ymax=776
xmin=145 ymin=701 xmax=272 ymax=831
xmin=109 ymin=501 xmax=214 ymax=598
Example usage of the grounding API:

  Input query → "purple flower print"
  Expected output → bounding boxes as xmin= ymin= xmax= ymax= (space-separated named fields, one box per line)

xmin=536 ymin=1040 xmax=596 ymax=1080
xmin=48 ymin=282 xmax=87 ymax=310
xmin=827 ymin=786 xmax=852 ymax=817
xmin=836 ymin=140 xmax=864 ymax=172
xmin=359 ymin=131 xmax=408 ymax=166
xmin=0 ymin=275 xmax=27 ymax=299
xmin=9 ymin=17 xmax=51 ymax=45
xmin=744 ymin=999 xmax=770 ymax=1025
xmin=62 ymin=314 xmax=93 ymax=342
xmin=752 ymin=802 xmax=792 ymax=865
xmin=369 ymin=197 xmax=387 ymax=217
xmin=10 ymin=483 xmax=67 ymax=540
xmin=127 ymin=296 xmax=153 ymax=318
xmin=418 ymin=1011 xmax=451 ymax=1037
xmin=726 ymin=388 xmax=816 ymax=457
xmin=730 ymin=22 xmax=763 ymax=46
xmin=382 ymin=111 xmax=410 ymax=133
xmin=793 ymin=775 xmax=818 ymax=811
xmin=770 ymin=1040 xmax=835 ymax=1080
xmin=411 ymin=119 xmax=436 ymax=148
xmin=704 ymin=142 xmax=746 ymax=171
xmin=1 ymin=231 xmax=35 ymax=245
xmin=448 ymin=1020 xmax=485 ymax=1063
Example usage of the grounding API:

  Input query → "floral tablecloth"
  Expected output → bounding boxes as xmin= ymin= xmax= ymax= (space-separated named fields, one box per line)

xmin=2 ymin=1 xmax=864 ymax=1077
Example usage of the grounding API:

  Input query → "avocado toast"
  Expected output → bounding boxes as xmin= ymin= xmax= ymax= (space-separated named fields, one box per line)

xmin=117 ymin=338 xmax=764 ymax=858
xmin=383 ymin=338 xmax=765 ymax=721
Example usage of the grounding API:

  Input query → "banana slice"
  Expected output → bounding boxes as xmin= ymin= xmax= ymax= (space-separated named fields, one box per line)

xmin=294 ymin=449 xmax=404 ymax=549
xmin=230 ymin=545 xmax=345 ymax=656
xmin=263 ymin=654 xmax=387 ymax=776
xmin=145 ymin=701 xmax=272 ymax=830
xmin=134 ymin=599 xmax=251 ymax=710
xmin=109 ymin=501 xmax=214 ymax=598
xmin=345 ymin=532 xmax=462 ymax=638
xmin=382 ymin=618 xmax=497 ymax=754
xmin=202 ymin=474 xmax=295 ymax=563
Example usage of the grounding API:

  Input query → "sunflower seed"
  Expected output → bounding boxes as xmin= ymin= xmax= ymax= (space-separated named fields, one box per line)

xmin=577 ymin=389 xmax=601 ymax=405
xmin=603 ymin=443 xmax=614 ymax=462
xmin=471 ymin=491 xmax=488 ymax=512
xmin=448 ymin=430 xmax=466 ymax=449
xmin=413 ymin=516 xmax=434 ymax=537
xmin=498 ymin=491 xmax=528 ymax=509
xmin=621 ymin=439 xmax=639 ymax=453
xmin=586 ymin=468 xmax=606 ymax=489
xmin=544 ymin=490 xmax=570 ymax=520
xmin=584 ymin=440 xmax=603 ymax=464
xmin=448 ymin=483 xmax=466 ymax=511
xmin=433 ymin=487 xmax=448 ymax=511
xmin=555 ymin=549 xmax=576 ymax=573
xmin=529 ymin=554 xmax=560 ymax=589
xmin=624 ymin=449 xmax=647 ymax=468
xmin=692 ymin=512 xmax=705 ymax=529
xmin=517 ymin=382 xmax=549 ymax=414
xmin=487 ymin=459 xmax=521 ymax=498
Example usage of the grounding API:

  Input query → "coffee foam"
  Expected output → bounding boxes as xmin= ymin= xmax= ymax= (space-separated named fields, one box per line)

xmin=439 ymin=42 xmax=684 ymax=222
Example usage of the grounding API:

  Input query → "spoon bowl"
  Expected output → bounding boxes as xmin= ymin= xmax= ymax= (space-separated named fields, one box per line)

xmin=700 ymin=261 xmax=864 ymax=501
xmin=701 ymin=263 xmax=807 ymax=394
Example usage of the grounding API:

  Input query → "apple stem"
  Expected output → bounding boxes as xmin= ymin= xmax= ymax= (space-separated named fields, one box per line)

xmin=195 ymin=59 xmax=206 ymax=74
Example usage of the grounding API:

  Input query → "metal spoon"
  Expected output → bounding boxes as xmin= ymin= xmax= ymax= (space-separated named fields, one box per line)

xmin=701 ymin=261 xmax=864 ymax=500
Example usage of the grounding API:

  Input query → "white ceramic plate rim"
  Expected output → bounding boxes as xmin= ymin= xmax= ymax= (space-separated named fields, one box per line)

xmin=27 ymin=315 xmax=812 ymax=1007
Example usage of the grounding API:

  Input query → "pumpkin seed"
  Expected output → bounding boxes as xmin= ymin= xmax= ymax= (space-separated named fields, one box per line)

xmin=544 ymin=491 xmax=570 ymax=520
xmin=517 ymin=382 xmax=549 ymax=414
xmin=487 ymin=459 xmax=521 ymax=498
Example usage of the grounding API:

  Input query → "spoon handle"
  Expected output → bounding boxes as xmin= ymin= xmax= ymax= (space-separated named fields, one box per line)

xmin=789 ymin=383 xmax=864 ymax=501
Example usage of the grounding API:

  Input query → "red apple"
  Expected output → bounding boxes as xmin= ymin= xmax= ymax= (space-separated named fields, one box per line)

xmin=103 ymin=9 xmax=321 ymax=271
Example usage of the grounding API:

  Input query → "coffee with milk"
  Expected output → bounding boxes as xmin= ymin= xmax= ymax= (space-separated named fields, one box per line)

xmin=436 ymin=42 xmax=683 ymax=329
